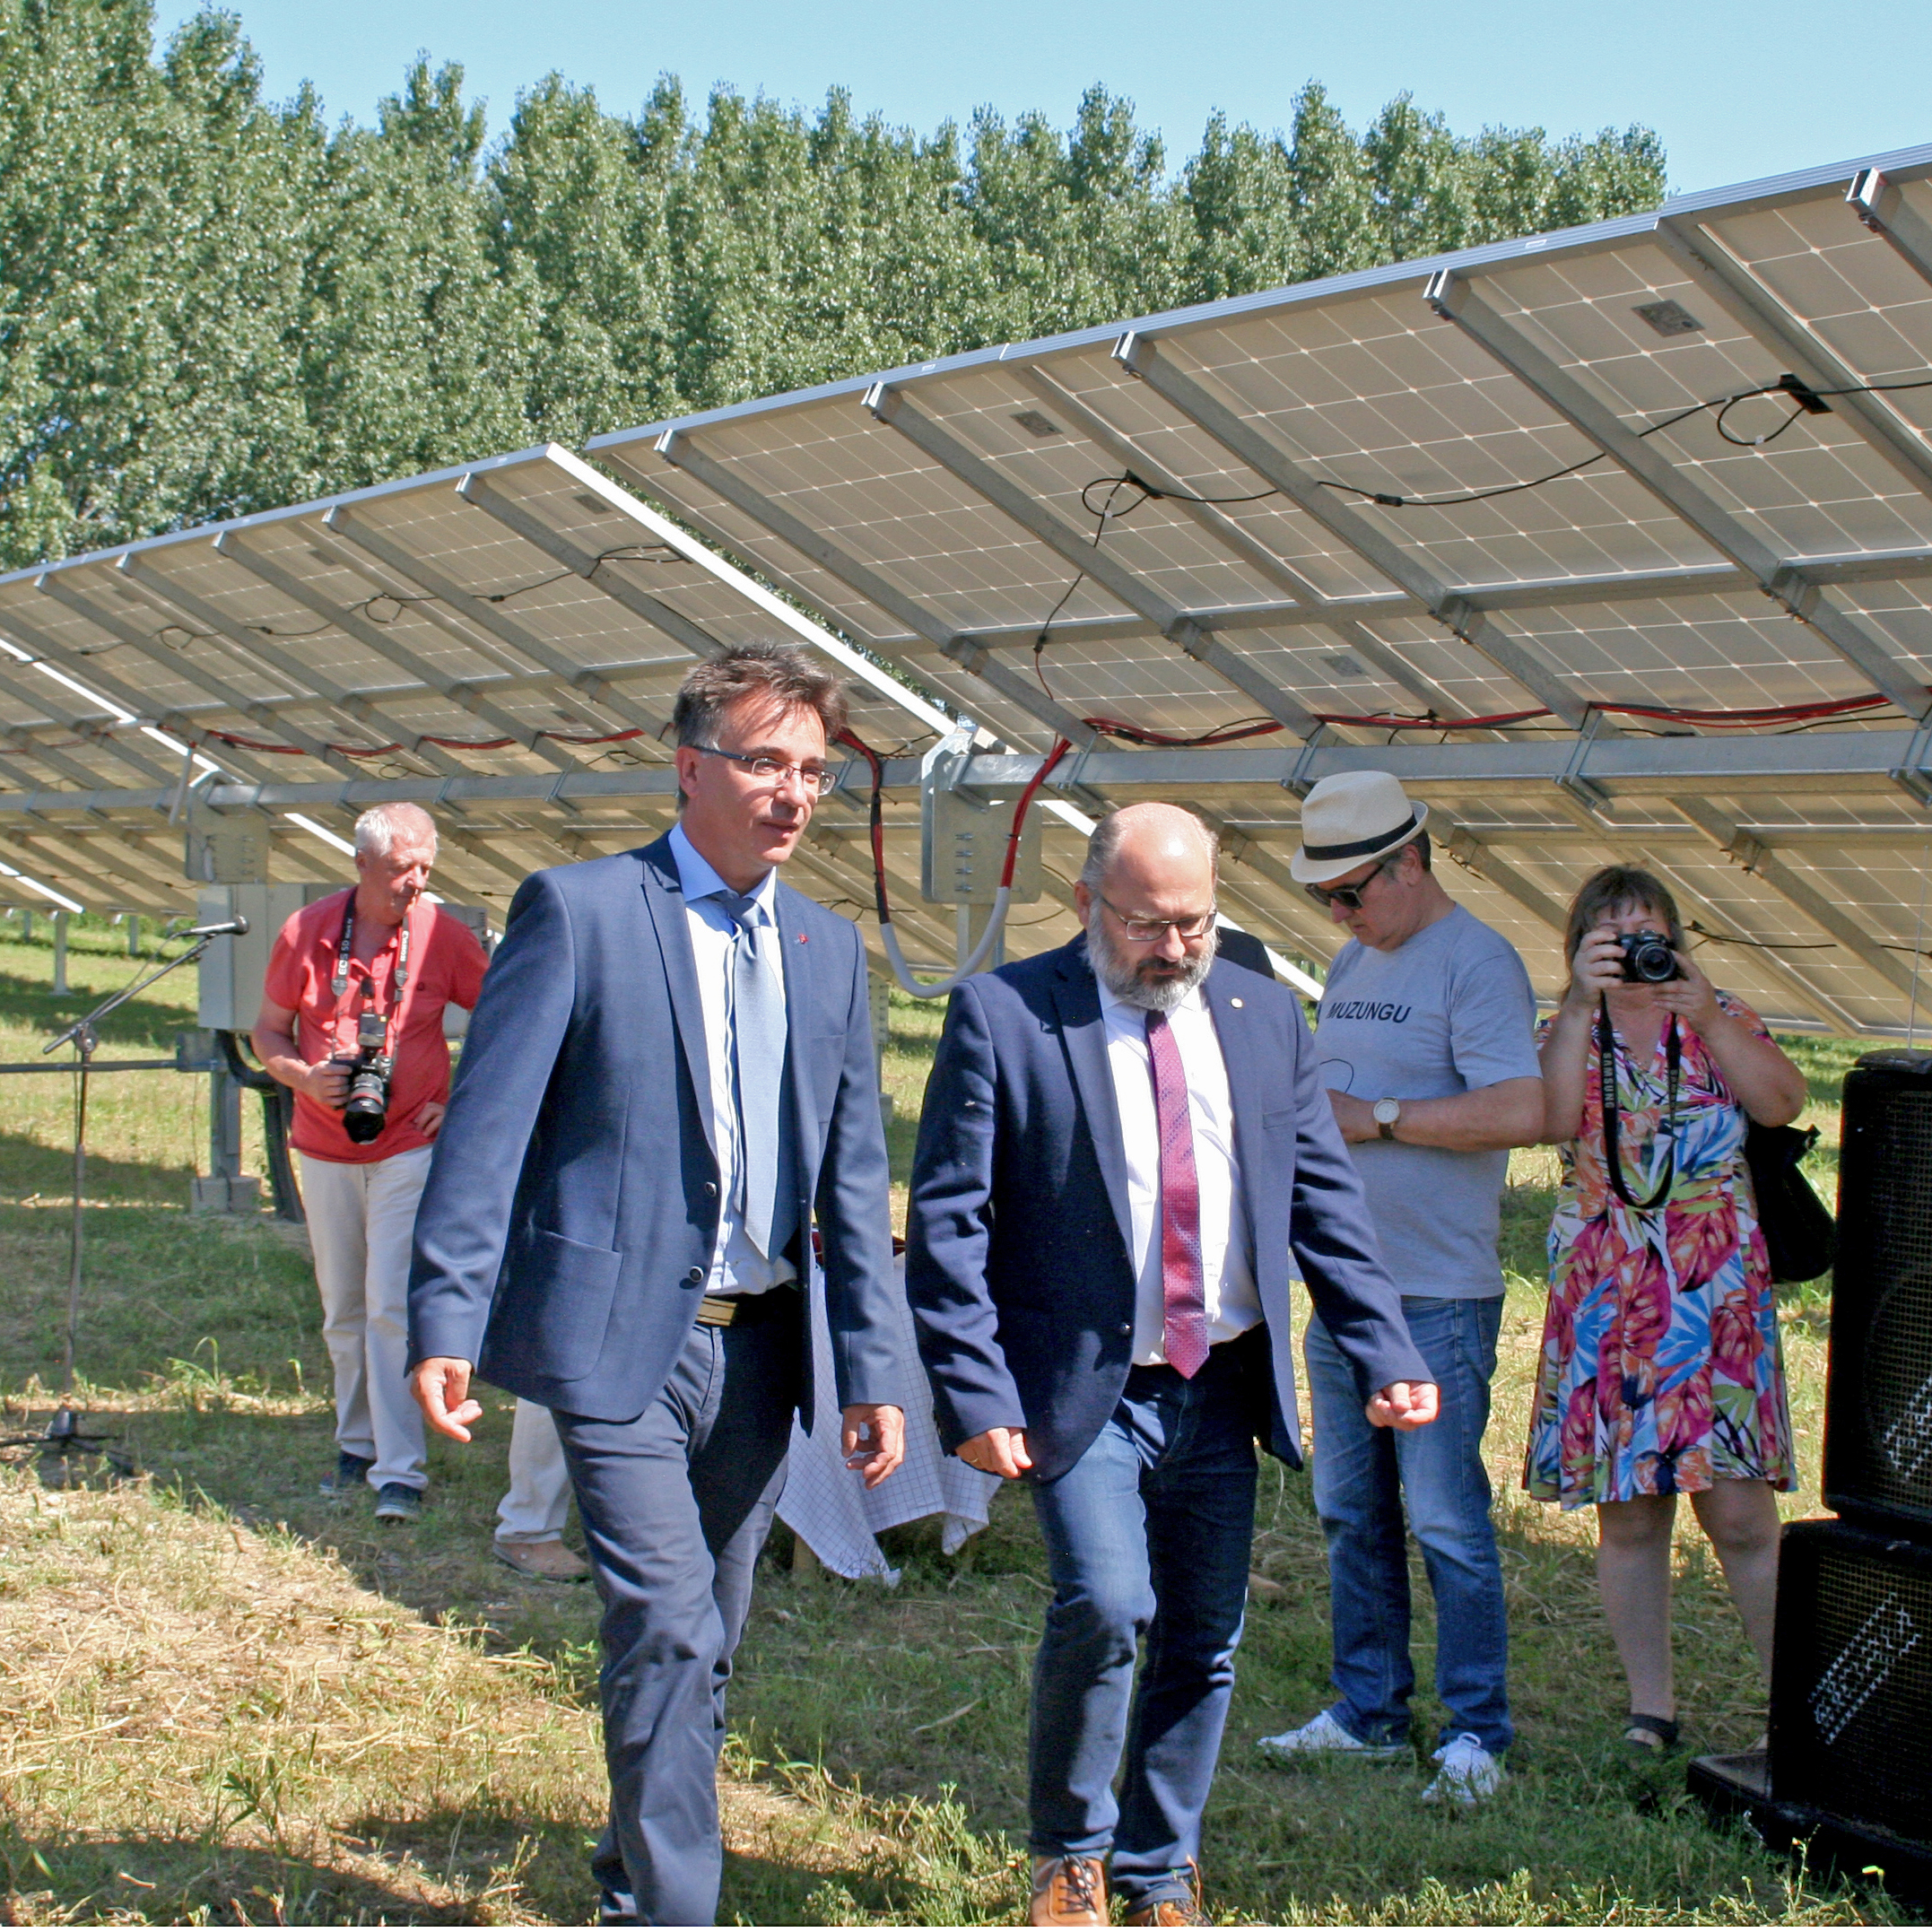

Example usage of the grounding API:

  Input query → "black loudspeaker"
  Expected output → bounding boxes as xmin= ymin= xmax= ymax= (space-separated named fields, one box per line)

xmin=1823 ymin=1049 xmax=1932 ymax=1533
xmin=1769 ymin=1518 xmax=1932 ymax=1852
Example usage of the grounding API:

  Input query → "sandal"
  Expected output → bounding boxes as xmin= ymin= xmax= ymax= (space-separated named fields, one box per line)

xmin=1623 ymin=1713 xmax=1680 ymax=1751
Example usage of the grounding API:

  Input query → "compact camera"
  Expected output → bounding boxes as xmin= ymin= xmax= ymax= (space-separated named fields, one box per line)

xmin=1616 ymin=929 xmax=1682 ymax=984
xmin=334 ymin=1010 xmax=394 ymax=1144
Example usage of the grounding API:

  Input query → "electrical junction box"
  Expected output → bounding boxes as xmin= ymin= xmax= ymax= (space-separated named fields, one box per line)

xmin=184 ymin=803 xmax=273 ymax=884
xmin=196 ymin=883 xmax=339 ymax=1031
xmin=920 ymin=775 xmax=1044 ymax=905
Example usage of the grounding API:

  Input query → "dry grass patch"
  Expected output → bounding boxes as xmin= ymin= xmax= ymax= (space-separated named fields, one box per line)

xmin=0 ymin=1464 xmax=940 ymax=1927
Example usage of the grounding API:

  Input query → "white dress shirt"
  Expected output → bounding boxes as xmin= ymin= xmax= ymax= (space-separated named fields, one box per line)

xmin=1098 ymin=979 xmax=1261 ymax=1365
xmin=670 ymin=822 xmax=794 ymax=1295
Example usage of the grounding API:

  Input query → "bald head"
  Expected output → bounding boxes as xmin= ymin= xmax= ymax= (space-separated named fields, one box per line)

xmin=1077 ymin=803 xmax=1217 ymax=897
xmin=1075 ymin=804 xmax=1220 ymax=1011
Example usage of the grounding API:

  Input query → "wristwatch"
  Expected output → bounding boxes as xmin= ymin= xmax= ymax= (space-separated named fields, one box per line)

xmin=1372 ymin=1098 xmax=1402 ymax=1141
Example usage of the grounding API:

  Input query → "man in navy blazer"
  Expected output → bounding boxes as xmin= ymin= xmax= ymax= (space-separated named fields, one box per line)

xmin=908 ymin=804 xmax=1435 ymax=1928
xmin=407 ymin=643 xmax=906 ymax=1928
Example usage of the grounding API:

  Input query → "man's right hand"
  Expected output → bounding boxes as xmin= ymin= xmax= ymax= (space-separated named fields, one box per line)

xmin=294 ymin=1057 xmax=352 ymax=1110
xmin=956 ymin=1426 xmax=1032 ymax=1479
xmin=412 ymin=1357 xmax=483 ymax=1442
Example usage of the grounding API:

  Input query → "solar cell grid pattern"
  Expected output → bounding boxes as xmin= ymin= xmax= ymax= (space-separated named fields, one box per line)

xmin=584 ymin=139 xmax=1932 ymax=1034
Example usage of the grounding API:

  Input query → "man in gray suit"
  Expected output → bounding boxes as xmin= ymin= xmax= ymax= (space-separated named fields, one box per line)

xmin=407 ymin=642 xmax=906 ymax=1927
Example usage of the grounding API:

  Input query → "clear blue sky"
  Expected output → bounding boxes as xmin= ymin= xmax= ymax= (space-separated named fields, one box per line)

xmin=152 ymin=0 xmax=1932 ymax=197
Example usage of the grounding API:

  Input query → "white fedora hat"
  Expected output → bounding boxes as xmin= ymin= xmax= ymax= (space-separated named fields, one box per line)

xmin=1289 ymin=770 xmax=1430 ymax=884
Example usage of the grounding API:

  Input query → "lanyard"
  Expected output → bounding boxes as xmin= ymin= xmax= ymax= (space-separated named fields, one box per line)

xmin=332 ymin=894 xmax=413 ymax=1047
xmin=1597 ymin=994 xmax=1680 ymax=1214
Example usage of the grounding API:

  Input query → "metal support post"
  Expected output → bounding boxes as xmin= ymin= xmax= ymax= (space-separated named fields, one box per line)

xmin=126 ymin=915 xmax=139 ymax=954
xmin=192 ymin=1066 xmax=258 ymax=1215
xmin=52 ymin=910 xmax=67 ymax=996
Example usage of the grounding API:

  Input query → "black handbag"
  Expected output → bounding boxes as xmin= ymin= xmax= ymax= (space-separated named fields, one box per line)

xmin=1744 ymin=1121 xmax=1836 ymax=1284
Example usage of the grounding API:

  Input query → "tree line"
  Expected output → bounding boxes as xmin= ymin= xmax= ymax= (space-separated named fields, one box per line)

xmin=0 ymin=0 xmax=1667 ymax=570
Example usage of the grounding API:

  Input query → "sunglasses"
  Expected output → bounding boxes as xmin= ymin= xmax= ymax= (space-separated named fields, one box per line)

xmin=1303 ymin=855 xmax=1397 ymax=912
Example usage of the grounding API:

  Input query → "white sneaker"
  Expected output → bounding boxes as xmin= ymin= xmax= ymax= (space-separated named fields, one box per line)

xmin=1420 ymin=1732 xmax=1506 ymax=1806
xmin=1258 ymin=1709 xmax=1409 ymax=1764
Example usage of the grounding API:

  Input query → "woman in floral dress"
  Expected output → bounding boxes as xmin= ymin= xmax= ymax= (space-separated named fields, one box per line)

xmin=1526 ymin=866 xmax=1807 ymax=1751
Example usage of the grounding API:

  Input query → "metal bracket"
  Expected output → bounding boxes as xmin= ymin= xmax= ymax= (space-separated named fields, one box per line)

xmin=1893 ymin=716 xmax=1932 ymax=807
xmin=1556 ymin=712 xmax=1613 ymax=816
xmin=1282 ymin=735 xmax=1328 ymax=798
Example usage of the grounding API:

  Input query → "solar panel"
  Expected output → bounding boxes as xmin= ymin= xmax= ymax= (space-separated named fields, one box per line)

xmin=17 ymin=148 xmax=1932 ymax=1030
xmin=579 ymin=141 xmax=1932 ymax=1034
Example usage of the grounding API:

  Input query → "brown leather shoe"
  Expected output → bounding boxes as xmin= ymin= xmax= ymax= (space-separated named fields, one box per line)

xmin=1122 ymin=1862 xmax=1206 ymax=1926
xmin=493 ymin=1536 xmax=590 ymax=1582
xmin=1028 ymin=1854 xmax=1107 ymax=1926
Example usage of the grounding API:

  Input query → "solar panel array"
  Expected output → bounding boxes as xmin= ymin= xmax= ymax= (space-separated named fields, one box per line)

xmin=589 ymin=142 xmax=1932 ymax=1038
xmin=11 ymin=144 xmax=1932 ymax=1032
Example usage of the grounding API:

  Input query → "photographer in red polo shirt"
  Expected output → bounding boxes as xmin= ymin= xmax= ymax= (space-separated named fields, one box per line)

xmin=254 ymin=804 xmax=486 ymax=1520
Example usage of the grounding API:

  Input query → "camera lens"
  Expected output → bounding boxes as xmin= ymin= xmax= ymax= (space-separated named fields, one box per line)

xmin=1626 ymin=935 xmax=1679 ymax=983
xmin=342 ymin=1065 xmax=389 ymax=1144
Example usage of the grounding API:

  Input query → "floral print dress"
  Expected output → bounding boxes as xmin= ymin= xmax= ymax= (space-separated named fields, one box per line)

xmin=1523 ymin=991 xmax=1797 ymax=1507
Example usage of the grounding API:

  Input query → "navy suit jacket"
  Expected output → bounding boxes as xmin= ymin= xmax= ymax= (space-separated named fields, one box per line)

xmin=905 ymin=937 xmax=1428 ymax=1484
xmin=407 ymin=833 xmax=904 ymax=1427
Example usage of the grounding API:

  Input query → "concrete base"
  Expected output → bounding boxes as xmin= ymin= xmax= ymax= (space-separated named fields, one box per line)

xmin=190 ymin=1175 xmax=261 ymax=1216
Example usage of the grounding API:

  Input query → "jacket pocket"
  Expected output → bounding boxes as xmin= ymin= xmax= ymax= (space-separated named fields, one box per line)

xmin=500 ymin=1226 xmax=624 ymax=1382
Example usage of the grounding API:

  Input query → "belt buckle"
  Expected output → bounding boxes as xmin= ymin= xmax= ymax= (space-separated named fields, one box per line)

xmin=697 ymin=1294 xmax=737 ymax=1327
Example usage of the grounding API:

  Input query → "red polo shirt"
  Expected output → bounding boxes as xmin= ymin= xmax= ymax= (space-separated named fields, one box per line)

xmin=263 ymin=889 xmax=489 ymax=1165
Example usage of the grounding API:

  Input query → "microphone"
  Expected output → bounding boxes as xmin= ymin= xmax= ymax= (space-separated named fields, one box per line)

xmin=180 ymin=913 xmax=250 ymax=938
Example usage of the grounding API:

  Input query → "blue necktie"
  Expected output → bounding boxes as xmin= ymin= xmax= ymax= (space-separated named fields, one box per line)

xmin=715 ymin=890 xmax=789 ymax=1259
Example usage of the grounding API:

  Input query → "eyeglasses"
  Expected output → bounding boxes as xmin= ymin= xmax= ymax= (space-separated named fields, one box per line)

xmin=692 ymin=744 xmax=838 ymax=796
xmin=1100 ymin=896 xmax=1218 ymax=943
xmin=1303 ymin=855 xmax=1397 ymax=912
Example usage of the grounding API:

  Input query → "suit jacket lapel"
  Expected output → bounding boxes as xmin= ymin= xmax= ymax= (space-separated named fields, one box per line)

xmin=1054 ymin=945 xmax=1133 ymax=1258
xmin=639 ymin=836 xmax=717 ymax=1161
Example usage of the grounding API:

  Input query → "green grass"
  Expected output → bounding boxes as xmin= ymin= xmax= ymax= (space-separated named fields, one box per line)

xmin=0 ymin=928 xmax=1905 ymax=1924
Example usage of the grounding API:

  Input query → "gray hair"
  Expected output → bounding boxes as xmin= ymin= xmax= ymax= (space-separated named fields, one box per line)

xmin=1077 ymin=803 xmax=1219 ymax=892
xmin=353 ymin=803 xmax=439 ymax=861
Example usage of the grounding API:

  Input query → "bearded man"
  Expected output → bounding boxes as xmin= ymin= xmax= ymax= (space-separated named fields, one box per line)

xmin=906 ymin=802 xmax=1435 ymax=1928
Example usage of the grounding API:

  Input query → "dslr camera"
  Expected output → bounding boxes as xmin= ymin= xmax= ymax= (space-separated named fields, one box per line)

xmin=1616 ymin=929 xmax=1682 ymax=985
xmin=333 ymin=1010 xmax=394 ymax=1144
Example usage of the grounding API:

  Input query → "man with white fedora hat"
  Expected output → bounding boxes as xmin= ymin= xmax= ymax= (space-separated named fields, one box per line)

xmin=1258 ymin=770 xmax=1544 ymax=1805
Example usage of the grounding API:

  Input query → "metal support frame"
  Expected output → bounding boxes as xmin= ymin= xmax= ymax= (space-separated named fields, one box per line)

xmin=1849 ymin=168 xmax=1932 ymax=285
xmin=35 ymin=573 xmax=355 ymax=774
xmin=1652 ymin=213 xmax=1932 ymax=501
xmin=1423 ymin=269 xmax=1932 ymax=719
xmin=0 ymin=600 xmax=287 ymax=786
xmin=213 ymin=532 xmax=586 ymax=779
xmin=1111 ymin=332 xmax=1597 ymax=727
xmin=864 ymin=380 xmax=1329 ymax=742
xmin=644 ymin=429 xmax=1049 ymax=743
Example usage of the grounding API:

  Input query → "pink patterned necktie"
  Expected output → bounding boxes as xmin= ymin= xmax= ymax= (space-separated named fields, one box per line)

xmin=1144 ymin=1008 xmax=1211 ymax=1379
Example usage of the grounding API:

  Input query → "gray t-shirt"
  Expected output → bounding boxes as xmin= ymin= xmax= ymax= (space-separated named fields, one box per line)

xmin=1312 ymin=902 xmax=1539 ymax=1299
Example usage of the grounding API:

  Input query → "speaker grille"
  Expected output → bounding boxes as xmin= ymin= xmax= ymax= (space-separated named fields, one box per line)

xmin=1824 ymin=1053 xmax=1932 ymax=1530
xmin=1771 ymin=1519 xmax=1932 ymax=1842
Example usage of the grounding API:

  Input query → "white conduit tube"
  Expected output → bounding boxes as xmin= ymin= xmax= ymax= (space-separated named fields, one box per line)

xmin=880 ymin=887 xmax=1013 ymax=1000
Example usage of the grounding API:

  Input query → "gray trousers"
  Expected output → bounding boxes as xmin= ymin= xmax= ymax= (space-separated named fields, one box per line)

xmin=554 ymin=1310 xmax=798 ymax=1926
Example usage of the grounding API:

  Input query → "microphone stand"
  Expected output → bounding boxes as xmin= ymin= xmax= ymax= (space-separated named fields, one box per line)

xmin=17 ymin=931 xmax=219 ymax=1466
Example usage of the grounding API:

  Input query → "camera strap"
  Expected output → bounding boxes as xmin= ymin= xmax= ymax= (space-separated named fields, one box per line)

xmin=330 ymin=895 xmax=413 ymax=1053
xmin=1598 ymin=993 xmax=1680 ymax=1214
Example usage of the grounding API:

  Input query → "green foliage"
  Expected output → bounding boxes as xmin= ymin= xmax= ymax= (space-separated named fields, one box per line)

xmin=0 ymin=4 xmax=1669 ymax=568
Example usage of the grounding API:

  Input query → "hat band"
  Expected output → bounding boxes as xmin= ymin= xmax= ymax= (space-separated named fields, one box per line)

xmin=1301 ymin=811 xmax=1421 ymax=863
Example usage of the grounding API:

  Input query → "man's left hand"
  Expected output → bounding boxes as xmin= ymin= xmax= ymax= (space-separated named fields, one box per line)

xmin=412 ymin=1099 xmax=448 ymax=1138
xmin=841 ymin=1404 xmax=905 ymax=1489
xmin=1325 ymin=1090 xmax=1378 ymax=1144
xmin=1366 ymin=1380 xmax=1439 ymax=1431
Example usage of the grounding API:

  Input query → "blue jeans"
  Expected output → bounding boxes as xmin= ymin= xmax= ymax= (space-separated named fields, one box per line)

xmin=1028 ymin=1334 xmax=1262 ymax=1908
xmin=554 ymin=1310 xmax=799 ymax=1927
xmin=1304 ymin=1295 xmax=1511 ymax=1756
